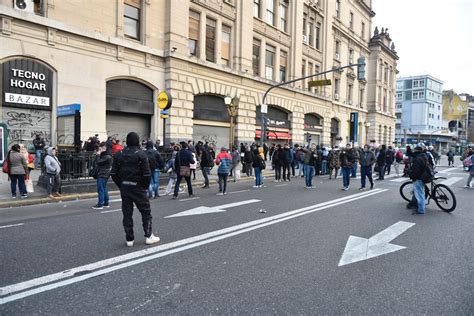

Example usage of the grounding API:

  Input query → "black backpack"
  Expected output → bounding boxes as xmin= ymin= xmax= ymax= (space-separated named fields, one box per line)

xmin=146 ymin=150 xmax=158 ymax=171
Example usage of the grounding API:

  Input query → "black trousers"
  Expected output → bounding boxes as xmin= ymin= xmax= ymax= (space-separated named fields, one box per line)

xmin=282 ymin=163 xmax=291 ymax=180
xmin=121 ymin=185 xmax=152 ymax=242
xmin=174 ymin=174 xmax=193 ymax=197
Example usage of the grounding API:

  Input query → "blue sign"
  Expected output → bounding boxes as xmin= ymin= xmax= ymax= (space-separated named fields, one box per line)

xmin=160 ymin=109 xmax=169 ymax=115
xmin=350 ymin=112 xmax=358 ymax=143
xmin=57 ymin=104 xmax=81 ymax=117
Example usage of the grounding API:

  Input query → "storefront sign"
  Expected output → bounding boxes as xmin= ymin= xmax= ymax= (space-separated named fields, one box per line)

xmin=350 ymin=112 xmax=358 ymax=143
xmin=157 ymin=91 xmax=172 ymax=110
xmin=2 ymin=59 xmax=53 ymax=110
xmin=57 ymin=104 xmax=81 ymax=117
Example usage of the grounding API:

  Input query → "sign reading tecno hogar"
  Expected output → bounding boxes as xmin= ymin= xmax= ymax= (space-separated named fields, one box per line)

xmin=2 ymin=59 xmax=53 ymax=110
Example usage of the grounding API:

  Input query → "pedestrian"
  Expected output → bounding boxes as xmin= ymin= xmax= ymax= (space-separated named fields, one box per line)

xmin=359 ymin=144 xmax=375 ymax=190
xmin=198 ymin=142 xmax=212 ymax=189
xmin=340 ymin=144 xmax=355 ymax=191
xmin=190 ymin=151 xmax=197 ymax=180
xmin=350 ymin=144 xmax=360 ymax=178
xmin=376 ymin=145 xmax=386 ymax=180
xmin=92 ymin=142 xmax=112 ymax=209
xmin=172 ymin=143 xmax=195 ymax=200
xmin=164 ymin=148 xmax=183 ymax=195
xmin=394 ymin=147 xmax=403 ymax=176
xmin=145 ymin=140 xmax=164 ymax=199
xmin=263 ymin=142 xmax=269 ymax=161
xmin=32 ymin=134 xmax=45 ymax=168
xmin=244 ymin=146 xmax=254 ymax=177
xmin=282 ymin=143 xmax=292 ymax=181
xmin=215 ymin=147 xmax=232 ymax=195
xmin=447 ymin=149 xmax=454 ymax=167
xmin=230 ymin=146 xmax=241 ymax=182
xmin=328 ymin=147 xmax=341 ymax=179
xmin=110 ymin=132 xmax=160 ymax=246
xmin=302 ymin=144 xmax=317 ymax=188
xmin=384 ymin=145 xmax=395 ymax=175
xmin=5 ymin=144 xmax=28 ymax=198
xmin=321 ymin=146 xmax=329 ymax=175
xmin=407 ymin=143 xmax=433 ymax=215
xmin=463 ymin=149 xmax=473 ymax=188
xmin=295 ymin=145 xmax=305 ymax=177
xmin=44 ymin=147 xmax=62 ymax=199
xmin=290 ymin=145 xmax=297 ymax=177
xmin=252 ymin=148 xmax=265 ymax=188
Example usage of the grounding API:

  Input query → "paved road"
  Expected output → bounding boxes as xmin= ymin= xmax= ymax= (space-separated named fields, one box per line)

xmin=1 ymin=166 xmax=473 ymax=314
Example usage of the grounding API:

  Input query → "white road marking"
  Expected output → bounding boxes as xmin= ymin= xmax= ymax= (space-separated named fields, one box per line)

xmin=0 ymin=189 xmax=387 ymax=304
xmin=438 ymin=168 xmax=461 ymax=174
xmin=390 ymin=177 xmax=411 ymax=183
xmin=339 ymin=221 xmax=415 ymax=266
xmin=179 ymin=197 xmax=200 ymax=202
xmin=275 ymin=184 xmax=288 ymax=187
xmin=0 ymin=223 xmax=24 ymax=229
xmin=166 ymin=199 xmax=261 ymax=218
xmin=439 ymin=177 xmax=463 ymax=186
xmin=109 ymin=198 xmax=122 ymax=203
xmin=228 ymin=189 xmax=250 ymax=194
xmin=100 ymin=209 xmax=122 ymax=214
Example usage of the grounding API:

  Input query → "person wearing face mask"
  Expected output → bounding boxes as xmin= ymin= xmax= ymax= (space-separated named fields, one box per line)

xmin=359 ymin=144 xmax=376 ymax=190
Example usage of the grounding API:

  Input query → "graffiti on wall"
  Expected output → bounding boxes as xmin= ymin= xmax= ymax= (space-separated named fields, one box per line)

xmin=3 ymin=108 xmax=51 ymax=147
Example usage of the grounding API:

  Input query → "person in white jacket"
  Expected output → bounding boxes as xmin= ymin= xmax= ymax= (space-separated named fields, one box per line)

xmin=44 ymin=147 xmax=62 ymax=199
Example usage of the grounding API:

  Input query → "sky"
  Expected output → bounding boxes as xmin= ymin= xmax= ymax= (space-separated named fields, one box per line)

xmin=372 ymin=0 xmax=473 ymax=93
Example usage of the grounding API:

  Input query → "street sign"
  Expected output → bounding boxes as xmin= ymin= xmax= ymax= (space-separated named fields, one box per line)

xmin=0 ymin=123 xmax=7 ymax=166
xmin=157 ymin=91 xmax=172 ymax=110
xmin=349 ymin=112 xmax=358 ymax=143
xmin=261 ymin=103 xmax=268 ymax=114
xmin=338 ymin=221 xmax=415 ymax=266
xmin=165 ymin=200 xmax=261 ymax=218
xmin=160 ymin=114 xmax=169 ymax=119
xmin=57 ymin=103 xmax=81 ymax=117
xmin=160 ymin=109 xmax=169 ymax=115
xmin=308 ymin=79 xmax=331 ymax=88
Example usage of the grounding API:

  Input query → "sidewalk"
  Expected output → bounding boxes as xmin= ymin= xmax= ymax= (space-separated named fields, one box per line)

xmin=0 ymin=164 xmax=275 ymax=208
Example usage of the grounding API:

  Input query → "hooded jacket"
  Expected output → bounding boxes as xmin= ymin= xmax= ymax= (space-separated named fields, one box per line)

xmin=44 ymin=147 xmax=61 ymax=175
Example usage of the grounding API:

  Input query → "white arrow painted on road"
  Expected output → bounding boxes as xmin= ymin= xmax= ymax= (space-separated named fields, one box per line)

xmin=338 ymin=221 xmax=415 ymax=266
xmin=165 ymin=199 xmax=261 ymax=218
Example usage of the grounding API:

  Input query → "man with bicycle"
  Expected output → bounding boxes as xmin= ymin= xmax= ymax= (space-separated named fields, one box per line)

xmin=407 ymin=143 xmax=433 ymax=215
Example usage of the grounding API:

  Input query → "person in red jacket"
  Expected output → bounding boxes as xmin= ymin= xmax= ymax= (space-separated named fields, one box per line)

xmin=215 ymin=147 xmax=232 ymax=195
xmin=111 ymin=139 xmax=124 ymax=154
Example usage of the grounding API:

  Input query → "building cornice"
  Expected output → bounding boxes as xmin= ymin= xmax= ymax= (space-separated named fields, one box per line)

xmin=356 ymin=0 xmax=376 ymax=18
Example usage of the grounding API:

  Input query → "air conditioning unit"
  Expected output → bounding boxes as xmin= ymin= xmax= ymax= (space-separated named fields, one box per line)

xmin=335 ymin=53 xmax=340 ymax=60
xmin=14 ymin=0 xmax=34 ymax=12
xmin=334 ymin=94 xmax=339 ymax=100
xmin=303 ymin=35 xmax=308 ymax=44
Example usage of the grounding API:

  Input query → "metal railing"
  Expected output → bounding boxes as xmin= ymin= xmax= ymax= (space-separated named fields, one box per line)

xmin=41 ymin=150 xmax=173 ymax=182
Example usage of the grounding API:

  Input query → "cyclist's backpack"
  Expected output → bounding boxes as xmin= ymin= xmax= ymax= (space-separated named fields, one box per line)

xmin=395 ymin=150 xmax=403 ymax=163
xmin=463 ymin=155 xmax=473 ymax=167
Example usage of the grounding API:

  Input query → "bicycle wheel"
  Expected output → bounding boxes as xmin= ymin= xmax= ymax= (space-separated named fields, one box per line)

xmin=399 ymin=181 xmax=414 ymax=202
xmin=433 ymin=184 xmax=457 ymax=212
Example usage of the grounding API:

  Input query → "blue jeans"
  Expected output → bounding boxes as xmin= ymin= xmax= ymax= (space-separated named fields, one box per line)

xmin=97 ymin=177 xmax=109 ymax=207
xmin=342 ymin=167 xmax=351 ymax=188
xmin=298 ymin=162 xmax=304 ymax=176
xmin=351 ymin=163 xmax=357 ymax=177
xmin=148 ymin=169 xmax=160 ymax=198
xmin=35 ymin=149 xmax=42 ymax=168
xmin=11 ymin=175 xmax=27 ymax=196
xmin=413 ymin=180 xmax=426 ymax=214
xmin=321 ymin=160 xmax=328 ymax=175
xmin=360 ymin=165 xmax=373 ymax=188
xmin=303 ymin=165 xmax=314 ymax=187
xmin=254 ymin=167 xmax=263 ymax=186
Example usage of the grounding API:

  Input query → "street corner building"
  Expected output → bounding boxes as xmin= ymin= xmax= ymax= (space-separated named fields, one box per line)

xmin=0 ymin=0 xmax=398 ymax=150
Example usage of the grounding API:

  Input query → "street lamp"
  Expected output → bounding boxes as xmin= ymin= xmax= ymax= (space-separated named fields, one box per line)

xmin=225 ymin=96 xmax=239 ymax=149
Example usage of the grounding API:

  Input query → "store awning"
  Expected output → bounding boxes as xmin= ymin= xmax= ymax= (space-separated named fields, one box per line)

xmin=255 ymin=130 xmax=292 ymax=140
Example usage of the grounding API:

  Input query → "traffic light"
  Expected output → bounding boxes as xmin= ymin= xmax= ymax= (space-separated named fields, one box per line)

xmin=357 ymin=56 xmax=366 ymax=81
xmin=306 ymin=133 xmax=312 ymax=143
xmin=262 ymin=116 xmax=270 ymax=141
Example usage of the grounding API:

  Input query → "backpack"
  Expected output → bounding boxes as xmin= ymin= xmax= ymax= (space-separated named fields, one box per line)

xmin=395 ymin=150 xmax=403 ymax=162
xmin=88 ymin=158 xmax=99 ymax=179
xmin=146 ymin=150 xmax=158 ymax=170
xmin=463 ymin=155 xmax=473 ymax=167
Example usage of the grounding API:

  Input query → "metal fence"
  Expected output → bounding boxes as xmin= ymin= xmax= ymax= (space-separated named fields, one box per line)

xmin=41 ymin=150 xmax=173 ymax=182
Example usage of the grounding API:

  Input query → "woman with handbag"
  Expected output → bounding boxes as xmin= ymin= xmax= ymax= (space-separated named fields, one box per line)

xmin=6 ymin=144 xmax=29 ymax=198
xmin=172 ymin=143 xmax=195 ymax=200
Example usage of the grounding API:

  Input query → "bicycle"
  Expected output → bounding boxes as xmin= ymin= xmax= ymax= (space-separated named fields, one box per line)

xmin=399 ymin=177 xmax=457 ymax=212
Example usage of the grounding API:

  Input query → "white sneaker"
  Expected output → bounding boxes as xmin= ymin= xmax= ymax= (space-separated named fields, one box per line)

xmin=216 ymin=192 xmax=224 ymax=196
xmin=253 ymin=185 xmax=259 ymax=188
xmin=145 ymin=234 xmax=160 ymax=245
xmin=126 ymin=240 xmax=134 ymax=247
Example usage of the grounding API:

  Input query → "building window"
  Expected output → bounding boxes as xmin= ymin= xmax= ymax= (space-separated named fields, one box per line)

xmin=335 ymin=40 xmax=340 ymax=59
xmin=309 ymin=18 xmax=315 ymax=47
xmin=254 ymin=0 xmax=261 ymax=18
xmin=188 ymin=10 xmax=200 ymax=57
xmin=303 ymin=13 xmax=307 ymax=39
xmin=221 ymin=25 xmax=231 ymax=66
xmin=266 ymin=0 xmax=275 ymax=26
xmin=334 ymin=78 xmax=340 ymax=97
xmin=252 ymin=39 xmax=261 ymax=76
xmin=279 ymin=50 xmax=287 ymax=82
xmin=383 ymin=63 xmax=388 ymax=83
xmin=349 ymin=12 xmax=354 ymax=29
xmin=336 ymin=0 xmax=341 ymax=18
xmin=206 ymin=18 xmax=216 ymax=62
xmin=359 ymin=88 xmax=364 ymax=107
xmin=348 ymin=48 xmax=354 ymax=64
xmin=124 ymin=0 xmax=141 ymax=40
xmin=361 ymin=22 xmax=365 ymax=39
xmin=383 ymin=88 xmax=387 ymax=111
xmin=265 ymin=44 xmax=275 ymax=80
xmin=280 ymin=0 xmax=288 ymax=32
xmin=315 ymin=22 xmax=321 ymax=50
xmin=302 ymin=59 xmax=306 ymax=89
xmin=347 ymin=84 xmax=353 ymax=104
xmin=308 ymin=62 xmax=313 ymax=91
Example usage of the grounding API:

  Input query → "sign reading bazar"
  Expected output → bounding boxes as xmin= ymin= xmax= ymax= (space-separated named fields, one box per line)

xmin=2 ymin=59 xmax=53 ymax=110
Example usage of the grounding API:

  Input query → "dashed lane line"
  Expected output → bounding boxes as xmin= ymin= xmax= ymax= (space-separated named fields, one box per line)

xmin=0 ymin=223 xmax=24 ymax=229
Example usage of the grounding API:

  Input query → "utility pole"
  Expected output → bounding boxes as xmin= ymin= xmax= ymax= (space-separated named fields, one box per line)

xmin=260 ymin=57 xmax=366 ymax=143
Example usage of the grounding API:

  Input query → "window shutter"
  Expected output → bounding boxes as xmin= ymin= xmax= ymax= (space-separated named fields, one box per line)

xmin=125 ymin=0 xmax=141 ymax=8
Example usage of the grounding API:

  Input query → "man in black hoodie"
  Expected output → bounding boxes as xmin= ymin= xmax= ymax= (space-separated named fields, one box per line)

xmin=173 ymin=143 xmax=195 ymax=199
xmin=111 ymin=132 xmax=160 ymax=247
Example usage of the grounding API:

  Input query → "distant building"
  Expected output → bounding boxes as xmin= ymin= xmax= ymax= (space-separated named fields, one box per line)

xmin=443 ymin=90 xmax=473 ymax=148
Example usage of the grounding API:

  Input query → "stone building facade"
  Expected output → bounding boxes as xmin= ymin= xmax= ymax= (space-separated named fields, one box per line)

xmin=0 ymin=0 xmax=397 ymax=149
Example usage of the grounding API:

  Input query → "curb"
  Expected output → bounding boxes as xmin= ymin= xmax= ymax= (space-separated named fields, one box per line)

xmin=0 ymin=171 xmax=274 ymax=208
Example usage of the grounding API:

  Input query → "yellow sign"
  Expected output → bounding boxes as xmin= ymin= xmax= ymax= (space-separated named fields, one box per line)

xmin=157 ymin=91 xmax=172 ymax=110
xmin=308 ymin=79 xmax=332 ymax=88
xmin=160 ymin=114 xmax=169 ymax=119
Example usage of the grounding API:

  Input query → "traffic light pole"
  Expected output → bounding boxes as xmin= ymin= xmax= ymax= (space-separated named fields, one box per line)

xmin=260 ymin=58 xmax=365 ymax=142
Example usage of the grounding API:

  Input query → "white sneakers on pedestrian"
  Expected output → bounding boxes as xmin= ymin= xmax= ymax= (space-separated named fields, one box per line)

xmin=126 ymin=240 xmax=134 ymax=247
xmin=216 ymin=192 xmax=224 ymax=196
xmin=145 ymin=234 xmax=161 ymax=245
